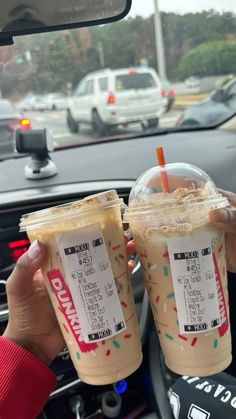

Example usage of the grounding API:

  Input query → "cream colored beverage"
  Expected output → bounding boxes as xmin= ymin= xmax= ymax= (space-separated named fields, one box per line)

xmin=125 ymin=163 xmax=232 ymax=376
xmin=20 ymin=190 xmax=142 ymax=385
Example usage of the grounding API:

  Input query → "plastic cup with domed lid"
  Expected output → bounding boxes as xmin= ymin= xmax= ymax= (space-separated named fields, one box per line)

xmin=20 ymin=190 xmax=142 ymax=385
xmin=124 ymin=148 xmax=231 ymax=377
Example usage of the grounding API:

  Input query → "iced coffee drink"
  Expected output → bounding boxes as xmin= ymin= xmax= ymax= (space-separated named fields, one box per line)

xmin=125 ymin=163 xmax=231 ymax=376
xmin=20 ymin=190 xmax=142 ymax=385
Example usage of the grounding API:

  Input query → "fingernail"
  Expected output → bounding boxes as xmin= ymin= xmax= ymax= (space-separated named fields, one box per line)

xmin=129 ymin=260 xmax=136 ymax=270
xmin=28 ymin=240 xmax=41 ymax=259
xmin=212 ymin=208 xmax=229 ymax=223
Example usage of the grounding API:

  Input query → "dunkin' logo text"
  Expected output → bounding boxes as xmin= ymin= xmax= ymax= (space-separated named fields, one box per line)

xmin=47 ymin=269 xmax=98 ymax=352
xmin=213 ymin=255 xmax=229 ymax=337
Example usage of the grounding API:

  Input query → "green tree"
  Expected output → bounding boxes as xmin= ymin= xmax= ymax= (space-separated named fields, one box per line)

xmin=91 ymin=17 xmax=143 ymax=69
xmin=3 ymin=10 xmax=236 ymax=98
xmin=162 ymin=11 xmax=236 ymax=79
xmin=178 ymin=41 xmax=236 ymax=79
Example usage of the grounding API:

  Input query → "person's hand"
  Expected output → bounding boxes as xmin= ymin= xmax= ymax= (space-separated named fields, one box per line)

xmin=209 ymin=189 xmax=236 ymax=273
xmin=3 ymin=237 xmax=136 ymax=366
xmin=3 ymin=240 xmax=66 ymax=366
xmin=125 ymin=234 xmax=137 ymax=273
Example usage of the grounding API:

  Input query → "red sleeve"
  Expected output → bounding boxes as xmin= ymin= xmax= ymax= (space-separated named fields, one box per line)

xmin=0 ymin=336 xmax=57 ymax=419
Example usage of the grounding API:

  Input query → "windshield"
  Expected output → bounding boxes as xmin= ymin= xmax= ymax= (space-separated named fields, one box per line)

xmin=1 ymin=0 xmax=236 ymax=159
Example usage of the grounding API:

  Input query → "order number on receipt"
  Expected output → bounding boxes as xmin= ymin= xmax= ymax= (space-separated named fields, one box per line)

xmin=167 ymin=232 xmax=221 ymax=335
xmin=55 ymin=223 xmax=126 ymax=343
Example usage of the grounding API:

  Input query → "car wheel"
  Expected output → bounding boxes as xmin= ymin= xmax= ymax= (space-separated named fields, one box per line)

xmin=92 ymin=109 xmax=108 ymax=136
xmin=67 ymin=110 xmax=79 ymax=133
xmin=145 ymin=118 xmax=159 ymax=130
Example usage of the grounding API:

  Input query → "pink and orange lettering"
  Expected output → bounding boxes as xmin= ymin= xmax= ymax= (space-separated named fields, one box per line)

xmin=47 ymin=269 xmax=98 ymax=353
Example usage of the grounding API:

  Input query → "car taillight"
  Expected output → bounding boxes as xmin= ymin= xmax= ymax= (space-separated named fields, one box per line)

xmin=160 ymin=89 xmax=166 ymax=97
xmin=129 ymin=68 xmax=136 ymax=75
xmin=107 ymin=93 xmax=116 ymax=105
xmin=169 ymin=89 xmax=175 ymax=96
xmin=19 ymin=118 xmax=31 ymax=129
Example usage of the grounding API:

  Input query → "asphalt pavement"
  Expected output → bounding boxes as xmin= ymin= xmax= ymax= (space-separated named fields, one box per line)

xmin=27 ymin=109 xmax=181 ymax=148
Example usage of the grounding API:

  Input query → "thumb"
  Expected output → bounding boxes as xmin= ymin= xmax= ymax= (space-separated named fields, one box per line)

xmin=209 ymin=207 xmax=236 ymax=233
xmin=6 ymin=240 xmax=47 ymax=297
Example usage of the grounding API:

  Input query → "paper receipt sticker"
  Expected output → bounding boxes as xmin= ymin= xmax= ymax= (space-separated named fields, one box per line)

xmin=167 ymin=232 xmax=221 ymax=334
xmin=55 ymin=223 xmax=126 ymax=343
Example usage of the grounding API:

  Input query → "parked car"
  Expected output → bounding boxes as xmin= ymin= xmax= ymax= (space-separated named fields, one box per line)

xmin=67 ymin=67 xmax=165 ymax=134
xmin=160 ymin=78 xmax=175 ymax=112
xmin=32 ymin=96 xmax=53 ymax=111
xmin=0 ymin=100 xmax=31 ymax=153
xmin=177 ymin=77 xmax=236 ymax=127
xmin=15 ymin=94 xmax=43 ymax=111
xmin=185 ymin=76 xmax=200 ymax=89
xmin=41 ymin=93 xmax=69 ymax=110
xmin=16 ymin=94 xmax=67 ymax=112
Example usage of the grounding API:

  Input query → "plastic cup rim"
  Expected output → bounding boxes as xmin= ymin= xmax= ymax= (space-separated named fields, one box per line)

xmin=20 ymin=197 xmax=124 ymax=232
xmin=124 ymin=194 xmax=229 ymax=221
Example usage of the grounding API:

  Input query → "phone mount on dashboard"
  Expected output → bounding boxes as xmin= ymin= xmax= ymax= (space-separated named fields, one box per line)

xmin=15 ymin=128 xmax=57 ymax=179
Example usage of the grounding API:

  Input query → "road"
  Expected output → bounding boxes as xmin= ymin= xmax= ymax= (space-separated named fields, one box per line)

xmin=28 ymin=109 xmax=181 ymax=148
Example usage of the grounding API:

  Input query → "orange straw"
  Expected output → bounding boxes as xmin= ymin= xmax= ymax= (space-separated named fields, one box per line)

xmin=156 ymin=147 xmax=170 ymax=193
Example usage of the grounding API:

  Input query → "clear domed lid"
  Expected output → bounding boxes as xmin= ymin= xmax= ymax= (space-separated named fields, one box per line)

xmin=129 ymin=163 xmax=217 ymax=203
xmin=125 ymin=163 xmax=228 ymax=219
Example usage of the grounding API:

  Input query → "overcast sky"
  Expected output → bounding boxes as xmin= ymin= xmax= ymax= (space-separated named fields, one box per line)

xmin=129 ymin=0 xmax=236 ymax=17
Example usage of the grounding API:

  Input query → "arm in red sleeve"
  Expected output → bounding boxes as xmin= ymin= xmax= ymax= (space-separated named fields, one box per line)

xmin=0 ymin=336 xmax=57 ymax=419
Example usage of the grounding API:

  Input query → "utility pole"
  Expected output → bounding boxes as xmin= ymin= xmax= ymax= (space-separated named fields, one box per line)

xmin=97 ymin=41 xmax=105 ymax=69
xmin=153 ymin=0 xmax=166 ymax=79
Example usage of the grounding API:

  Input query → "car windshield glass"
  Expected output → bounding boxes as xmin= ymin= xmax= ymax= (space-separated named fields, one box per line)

xmin=115 ymin=73 xmax=156 ymax=90
xmin=1 ymin=0 xmax=236 ymax=160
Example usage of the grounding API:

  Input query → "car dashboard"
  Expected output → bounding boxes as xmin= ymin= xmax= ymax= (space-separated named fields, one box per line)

xmin=0 ymin=128 xmax=236 ymax=418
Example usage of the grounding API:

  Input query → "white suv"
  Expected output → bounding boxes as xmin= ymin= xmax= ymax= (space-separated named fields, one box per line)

xmin=67 ymin=67 xmax=165 ymax=134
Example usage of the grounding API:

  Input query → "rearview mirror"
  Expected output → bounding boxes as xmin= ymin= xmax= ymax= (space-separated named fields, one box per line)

xmin=0 ymin=0 xmax=131 ymax=45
